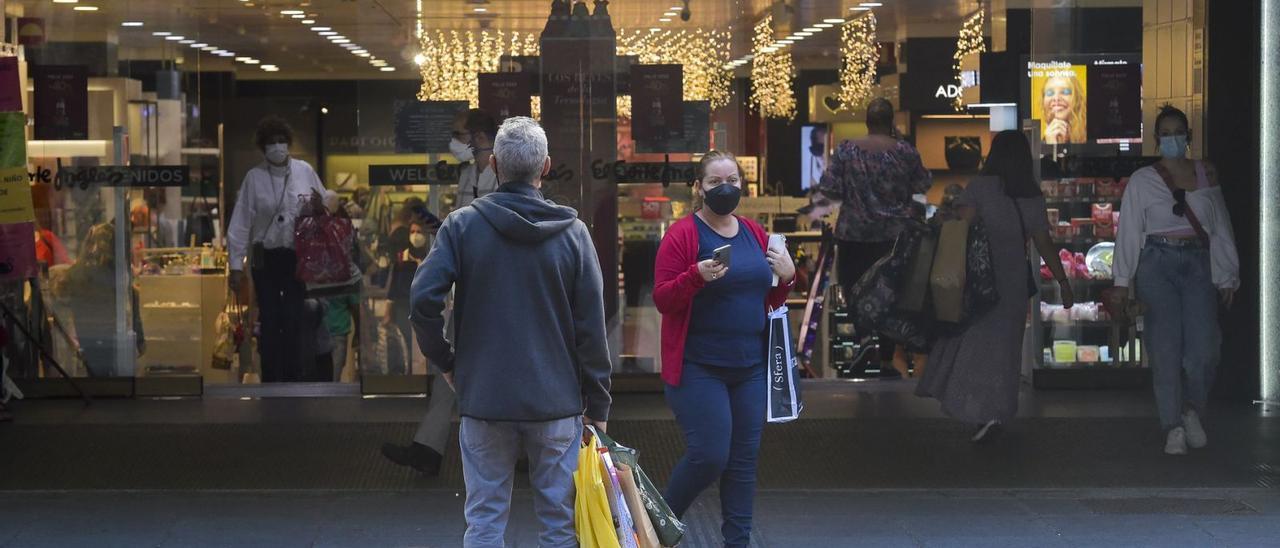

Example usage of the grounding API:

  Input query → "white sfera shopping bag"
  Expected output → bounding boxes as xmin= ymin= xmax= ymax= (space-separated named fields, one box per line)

xmin=766 ymin=307 xmax=803 ymax=423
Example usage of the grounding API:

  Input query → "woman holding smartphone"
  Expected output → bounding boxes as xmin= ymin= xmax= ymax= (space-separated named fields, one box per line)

xmin=653 ymin=150 xmax=796 ymax=547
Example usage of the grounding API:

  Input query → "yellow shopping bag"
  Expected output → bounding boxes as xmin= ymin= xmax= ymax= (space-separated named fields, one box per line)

xmin=575 ymin=433 xmax=622 ymax=548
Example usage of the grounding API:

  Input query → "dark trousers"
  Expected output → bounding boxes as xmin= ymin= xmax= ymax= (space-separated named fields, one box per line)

xmin=664 ymin=362 xmax=766 ymax=548
xmin=252 ymin=248 xmax=306 ymax=383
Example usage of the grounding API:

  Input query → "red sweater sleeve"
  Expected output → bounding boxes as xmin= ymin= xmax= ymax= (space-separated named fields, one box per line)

xmin=653 ymin=221 xmax=705 ymax=314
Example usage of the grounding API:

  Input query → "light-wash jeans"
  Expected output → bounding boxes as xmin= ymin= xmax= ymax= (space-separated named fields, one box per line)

xmin=459 ymin=415 xmax=581 ymax=548
xmin=1136 ymin=239 xmax=1221 ymax=432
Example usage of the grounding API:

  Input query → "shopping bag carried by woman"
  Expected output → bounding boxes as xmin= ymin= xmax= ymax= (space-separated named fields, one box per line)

xmin=766 ymin=306 xmax=803 ymax=423
xmin=576 ymin=429 xmax=622 ymax=548
xmin=294 ymin=200 xmax=362 ymax=296
xmin=594 ymin=429 xmax=686 ymax=547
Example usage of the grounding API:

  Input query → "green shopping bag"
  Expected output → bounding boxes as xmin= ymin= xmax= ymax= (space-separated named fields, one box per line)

xmin=594 ymin=430 xmax=686 ymax=547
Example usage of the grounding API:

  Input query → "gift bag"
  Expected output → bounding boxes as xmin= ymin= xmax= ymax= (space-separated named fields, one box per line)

xmin=595 ymin=431 xmax=640 ymax=548
xmin=930 ymin=219 xmax=969 ymax=323
xmin=766 ymin=306 xmax=803 ymax=423
xmin=594 ymin=430 xmax=685 ymax=547
xmin=576 ymin=432 xmax=622 ymax=548
xmin=616 ymin=462 xmax=662 ymax=548
xmin=897 ymin=229 xmax=936 ymax=313
xmin=295 ymin=214 xmax=362 ymax=295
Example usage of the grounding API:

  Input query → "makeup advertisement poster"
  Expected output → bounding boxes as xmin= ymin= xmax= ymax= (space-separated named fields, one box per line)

xmin=34 ymin=65 xmax=88 ymax=141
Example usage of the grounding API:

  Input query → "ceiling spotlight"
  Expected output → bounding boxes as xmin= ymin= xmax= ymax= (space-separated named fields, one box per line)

xmin=280 ymin=10 xmax=304 ymax=15
xmin=761 ymin=46 xmax=778 ymax=53
xmin=53 ymin=0 xmax=78 ymax=3
xmin=649 ymin=27 xmax=661 ymax=32
xmin=860 ymin=2 xmax=885 ymax=6
xmin=122 ymin=22 xmax=144 ymax=27
xmin=291 ymin=14 xmax=306 ymax=19
xmin=153 ymin=31 xmax=171 ymax=36
xmin=165 ymin=36 xmax=185 ymax=41
xmin=358 ymin=52 xmax=371 ymax=57
xmin=659 ymin=18 xmax=671 ymax=22
xmin=824 ymin=18 xmax=846 ymax=23
xmin=380 ymin=67 xmax=396 ymax=72
xmin=413 ymin=53 xmax=425 ymax=65
xmin=664 ymin=12 xmax=677 ymax=17
xmin=473 ymin=7 xmax=487 ymax=12
xmin=776 ymin=40 xmax=794 ymax=45
xmin=795 ymin=32 xmax=813 ymax=37
xmin=73 ymin=5 xmax=98 ymax=10
xmin=803 ymin=27 xmax=822 ymax=32
xmin=319 ymin=31 xmax=337 ymax=36
xmin=311 ymin=27 xmax=331 ymax=31
xmin=191 ymin=43 xmax=207 ymax=48
xmin=244 ymin=59 xmax=260 ymax=65
xmin=815 ymin=23 xmax=834 ymax=28
xmin=301 ymin=20 xmax=315 ymax=24
xmin=235 ymin=57 xmax=251 ymax=61
xmin=180 ymin=40 xmax=196 ymax=44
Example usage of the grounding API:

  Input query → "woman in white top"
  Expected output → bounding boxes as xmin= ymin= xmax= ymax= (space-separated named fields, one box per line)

xmin=227 ymin=117 xmax=326 ymax=383
xmin=1111 ymin=105 xmax=1240 ymax=456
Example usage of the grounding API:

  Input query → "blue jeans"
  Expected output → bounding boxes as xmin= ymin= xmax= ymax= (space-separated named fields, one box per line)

xmin=459 ymin=416 xmax=581 ymax=548
xmin=1136 ymin=240 xmax=1221 ymax=432
xmin=664 ymin=362 xmax=766 ymax=548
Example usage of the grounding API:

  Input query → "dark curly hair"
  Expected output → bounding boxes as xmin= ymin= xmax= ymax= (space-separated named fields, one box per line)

xmin=254 ymin=116 xmax=294 ymax=151
xmin=1154 ymin=104 xmax=1190 ymax=136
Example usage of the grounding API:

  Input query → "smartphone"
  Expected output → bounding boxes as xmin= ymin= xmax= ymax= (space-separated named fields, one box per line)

xmin=712 ymin=244 xmax=732 ymax=268
xmin=767 ymin=234 xmax=786 ymax=286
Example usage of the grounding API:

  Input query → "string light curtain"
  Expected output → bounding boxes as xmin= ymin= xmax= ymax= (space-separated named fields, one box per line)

xmin=417 ymin=30 xmax=540 ymax=106
xmin=952 ymin=7 xmax=986 ymax=111
xmin=838 ymin=13 xmax=879 ymax=111
xmin=749 ymin=15 xmax=797 ymax=120
xmin=616 ymin=28 xmax=733 ymax=117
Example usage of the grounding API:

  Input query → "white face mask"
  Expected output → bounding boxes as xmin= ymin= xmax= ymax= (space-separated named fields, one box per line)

xmin=449 ymin=138 xmax=474 ymax=162
xmin=409 ymin=233 xmax=428 ymax=249
xmin=265 ymin=143 xmax=289 ymax=165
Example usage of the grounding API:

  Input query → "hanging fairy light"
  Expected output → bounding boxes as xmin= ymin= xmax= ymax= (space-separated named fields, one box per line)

xmin=417 ymin=29 xmax=539 ymax=107
xmin=616 ymin=28 xmax=733 ymax=112
xmin=838 ymin=13 xmax=879 ymax=111
xmin=952 ymin=7 xmax=985 ymax=111
xmin=749 ymin=15 xmax=796 ymax=120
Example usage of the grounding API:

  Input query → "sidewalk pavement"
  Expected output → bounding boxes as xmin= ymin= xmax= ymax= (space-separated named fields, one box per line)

xmin=1 ymin=488 xmax=1277 ymax=547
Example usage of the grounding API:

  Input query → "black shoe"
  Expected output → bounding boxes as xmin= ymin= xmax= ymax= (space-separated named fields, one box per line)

xmin=381 ymin=442 xmax=443 ymax=476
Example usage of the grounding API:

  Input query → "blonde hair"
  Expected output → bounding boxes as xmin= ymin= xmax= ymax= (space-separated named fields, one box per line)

xmin=692 ymin=150 xmax=745 ymax=211
xmin=1043 ymin=73 xmax=1088 ymax=144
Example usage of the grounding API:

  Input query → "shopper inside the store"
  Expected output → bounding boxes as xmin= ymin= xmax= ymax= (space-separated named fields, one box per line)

xmin=452 ymin=108 xmax=500 ymax=209
xmin=814 ymin=98 xmax=932 ymax=379
xmin=405 ymin=116 xmax=612 ymax=546
xmin=653 ymin=150 xmax=795 ymax=548
xmin=381 ymin=199 xmax=440 ymax=375
xmin=226 ymin=116 xmax=327 ymax=383
xmin=915 ymin=130 xmax=1073 ymax=444
xmin=1110 ymin=105 xmax=1240 ymax=456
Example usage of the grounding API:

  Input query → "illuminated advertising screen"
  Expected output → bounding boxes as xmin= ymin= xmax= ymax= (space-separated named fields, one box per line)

xmin=1025 ymin=55 xmax=1141 ymax=147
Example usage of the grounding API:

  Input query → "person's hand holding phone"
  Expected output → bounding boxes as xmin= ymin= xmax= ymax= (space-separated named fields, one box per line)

xmin=698 ymin=259 xmax=728 ymax=282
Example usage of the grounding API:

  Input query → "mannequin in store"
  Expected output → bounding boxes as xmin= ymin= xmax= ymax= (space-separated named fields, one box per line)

xmin=226 ymin=116 xmax=326 ymax=383
xmin=452 ymin=109 xmax=499 ymax=209
xmin=812 ymin=98 xmax=932 ymax=379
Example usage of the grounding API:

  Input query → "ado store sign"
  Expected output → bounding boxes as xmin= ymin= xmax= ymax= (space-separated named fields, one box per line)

xmin=934 ymin=70 xmax=981 ymax=99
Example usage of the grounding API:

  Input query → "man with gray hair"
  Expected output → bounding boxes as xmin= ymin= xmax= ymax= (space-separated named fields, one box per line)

xmin=409 ymin=116 xmax=612 ymax=547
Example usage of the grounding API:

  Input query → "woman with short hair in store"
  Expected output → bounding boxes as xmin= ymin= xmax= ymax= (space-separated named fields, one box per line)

xmin=227 ymin=116 xmax=326 ymax=383
xmin=1111 ymin=105 xmax=1240 ymax=456
xmin=653 ymin=151 xmax=796 ymax=548
xmin=915 ymin=130 xmax=1074 ymax=443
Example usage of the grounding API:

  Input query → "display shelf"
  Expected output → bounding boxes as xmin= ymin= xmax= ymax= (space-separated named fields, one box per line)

xmin=1045 ymin=197 xmax=1122 ymax=206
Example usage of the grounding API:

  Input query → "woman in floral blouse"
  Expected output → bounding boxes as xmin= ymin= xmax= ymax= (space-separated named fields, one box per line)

xmin=815 ymin=98 xmax=932 ymax=379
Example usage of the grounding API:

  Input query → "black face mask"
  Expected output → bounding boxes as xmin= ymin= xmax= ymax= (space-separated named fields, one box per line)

xmin=703 ymin=184 xmax=742 ymax=216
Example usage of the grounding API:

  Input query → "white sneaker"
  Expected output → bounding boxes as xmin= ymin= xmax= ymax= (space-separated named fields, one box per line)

xmin=1183 ymin=410 xmax=1208 ymax=449
xmin=1164 ymin=427 xmax=1188 ymax=456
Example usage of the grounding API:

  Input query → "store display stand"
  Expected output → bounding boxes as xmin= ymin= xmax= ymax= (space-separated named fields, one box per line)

xmin=0 ymin=301 xmax=89 ymax=404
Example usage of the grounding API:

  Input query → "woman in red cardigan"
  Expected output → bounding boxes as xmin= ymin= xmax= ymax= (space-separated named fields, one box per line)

xmin=653 ymin=150 xmax=795 ymax=547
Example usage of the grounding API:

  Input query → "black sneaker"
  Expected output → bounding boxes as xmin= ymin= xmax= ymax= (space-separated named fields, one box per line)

xmin=381 ymin=442 xmax=443 ymax=476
